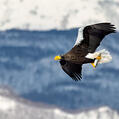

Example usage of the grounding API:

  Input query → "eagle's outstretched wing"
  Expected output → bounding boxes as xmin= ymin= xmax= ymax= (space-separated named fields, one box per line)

xmin=74 ymin=23 xmax=116 ymax=53
xmin=60 ymin=60 xmax=82 ymax=81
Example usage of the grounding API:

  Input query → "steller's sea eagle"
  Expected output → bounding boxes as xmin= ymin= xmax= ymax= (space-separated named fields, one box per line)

xmin=54 ymin=23 xmax=116 ymax=81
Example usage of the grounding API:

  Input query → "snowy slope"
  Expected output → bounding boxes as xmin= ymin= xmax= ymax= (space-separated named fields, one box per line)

xmin=0 ymin=87 xmax=119 ymax=119
xmin=0 ymin=0 xmax=119 ymax=31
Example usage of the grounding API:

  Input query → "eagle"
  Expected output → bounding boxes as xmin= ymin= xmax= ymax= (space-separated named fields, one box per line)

xmin=54 ymin=23 xmax=116 ymax=81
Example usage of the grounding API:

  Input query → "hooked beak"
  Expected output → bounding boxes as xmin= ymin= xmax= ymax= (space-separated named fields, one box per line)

xmin=54 ymin=56 xmax=61 ymax=61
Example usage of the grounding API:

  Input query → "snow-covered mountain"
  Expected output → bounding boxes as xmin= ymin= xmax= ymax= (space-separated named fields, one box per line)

xmin=0 ymin=87 xmax=119 ymax=119
xmin=0 ymin=0 xmax=119 ymax=31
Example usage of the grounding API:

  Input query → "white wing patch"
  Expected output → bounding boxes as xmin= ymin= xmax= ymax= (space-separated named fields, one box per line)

xmin=74 ymin=26 xmax=85 ymax=46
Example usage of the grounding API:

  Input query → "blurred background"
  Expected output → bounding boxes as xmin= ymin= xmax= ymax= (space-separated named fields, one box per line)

xmin=0 ymin=0 xmax=119 ymax=119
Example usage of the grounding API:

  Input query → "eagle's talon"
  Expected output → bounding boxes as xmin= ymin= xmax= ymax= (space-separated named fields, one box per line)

xmin=96 ymin=56 xmax=101 ymax=60
xmin=91 ymin=63 xmax=96 ymax=68
xmin=91 ymin=55 xmax=101 ymax=68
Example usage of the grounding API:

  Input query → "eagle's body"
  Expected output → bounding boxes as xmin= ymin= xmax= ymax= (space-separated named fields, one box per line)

xmin=62 ymin=44 xmax=94 ymax=64
xmin=55 ymin=23 xmax=116 ymax=81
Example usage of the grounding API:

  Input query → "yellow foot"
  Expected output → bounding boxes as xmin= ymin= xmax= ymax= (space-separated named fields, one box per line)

xmin=91 ymin=55 xmax=101 ymax=68
xmin=96 ymin=56 xmax=101 ymax=60
xmin=91 ymin=63 xmax=96 ymax=68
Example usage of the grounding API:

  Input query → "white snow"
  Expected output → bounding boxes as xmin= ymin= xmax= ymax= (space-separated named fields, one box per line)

xmin=0 ymin=0 xmax=119 ymax=31
xmin=0 ymin=96 xmax=16 ymax=111
xmin=0 ymin=87 xmax=119 ymax=119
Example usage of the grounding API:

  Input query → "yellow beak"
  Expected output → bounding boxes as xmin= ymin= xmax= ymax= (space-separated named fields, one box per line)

xmin=54 ymin=56 xmax=61 ymax=61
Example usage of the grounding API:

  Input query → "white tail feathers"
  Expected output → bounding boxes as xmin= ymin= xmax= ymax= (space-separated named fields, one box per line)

xmin=86 ymin=49 xmax=112 ymax=64
xmin=97 ymin=49 xmax=112 ymax=64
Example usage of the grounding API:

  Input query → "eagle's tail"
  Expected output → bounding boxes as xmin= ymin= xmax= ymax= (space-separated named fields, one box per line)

xmin=86 ymin=49 xmax=112 ymax=68
xmin=95 ymin=49 xmax=112 ymax=64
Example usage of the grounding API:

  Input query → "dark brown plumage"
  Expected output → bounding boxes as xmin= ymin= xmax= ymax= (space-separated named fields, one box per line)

xmin=55 ymin=23 xmax=116 ymax=81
